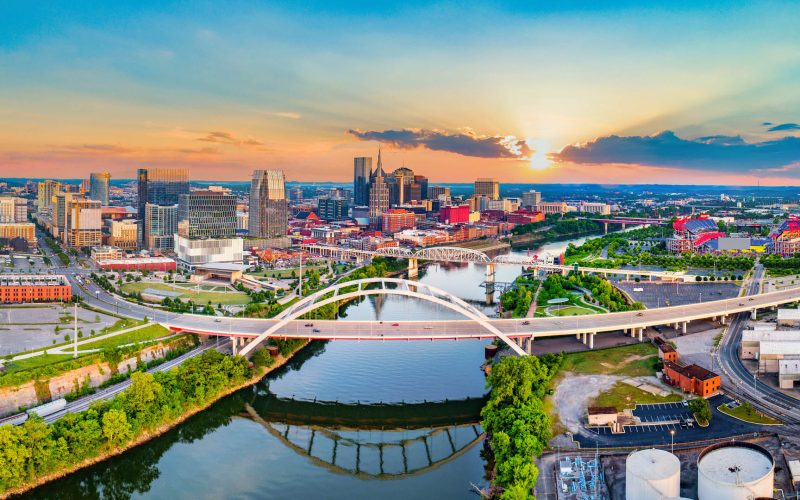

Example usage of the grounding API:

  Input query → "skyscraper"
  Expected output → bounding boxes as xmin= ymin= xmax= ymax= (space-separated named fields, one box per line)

xmin=474 ymin=178 xmax=500 ymax=200
xmin=89 ymin=172 xmax=110 ymax=205
xmin=178 ymin=190 xmax=237 ymax=238
xmin=144 ymin=203 xmax=178 ymax=251
xmin=249 ymin=170 xmax=288 ymax=238
xmin=36 ymin=180 xmax=61 ymax=216
xmin=353 ymin=157 xmax=372 ymax=206
xmin=521 ymin=190 xmax=541 ymax=209
xmin=369 ymin=150 xmax=389 ymax=230
xmin=137 ymin=168 xmax=190 ymax=247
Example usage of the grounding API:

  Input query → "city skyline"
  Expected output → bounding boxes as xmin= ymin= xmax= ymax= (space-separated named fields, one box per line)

xmin=1 ymin=1 xmax=799 ymax=185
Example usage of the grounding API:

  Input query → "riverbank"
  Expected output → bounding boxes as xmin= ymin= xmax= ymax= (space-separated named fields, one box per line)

xmin=509 ymin=228 xmax=602 ymax=248
xmin=2 ymin=340 xmax=309 ymax=499
xmin=451 ymin=238 xmax=511 ymax=253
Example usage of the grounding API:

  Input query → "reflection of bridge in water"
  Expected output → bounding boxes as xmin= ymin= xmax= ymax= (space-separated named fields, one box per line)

xmin=243 ymin=391 xmax=484 ymax=479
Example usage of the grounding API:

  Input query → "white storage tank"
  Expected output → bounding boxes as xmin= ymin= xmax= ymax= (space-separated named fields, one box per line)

xmin=626 ymin=448 xmax=681 ymax=500
xmin=697 ymin=441 xmax=774 ymax=500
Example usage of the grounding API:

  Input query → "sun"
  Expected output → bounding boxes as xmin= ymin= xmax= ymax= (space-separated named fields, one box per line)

xmin=526 ymin=139 xmax=553 ymax=171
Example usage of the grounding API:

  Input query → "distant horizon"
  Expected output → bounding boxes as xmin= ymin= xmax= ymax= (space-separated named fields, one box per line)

xmin=2 ymin=2 xmax=800 ymax=184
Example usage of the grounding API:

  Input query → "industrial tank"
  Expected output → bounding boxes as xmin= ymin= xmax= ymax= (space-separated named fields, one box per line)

xmin=625 ymin=448 xmax=681 ymax=500
xmin=697 ymin=441 xmax=774 ymax=500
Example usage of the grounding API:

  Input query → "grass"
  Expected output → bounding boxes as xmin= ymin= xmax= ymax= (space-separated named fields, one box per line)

xmin=80 ymin=324 xmax=172 ymax=350
xmin=548 ymin=305 xmax=595 ymax=316
xmin=562 ymin=343 xmax=660 ymax=377
xmin=718 ymin=403 xmax=781 ymax=425
xmin=4 ymin=354 xmax=77 ymax=372
xmin=591 ymin=381 xmax=682 ymax=412
xmin=247 ymin=266 xmax=327 ymax=279
xmin=120 ymin=282 xmax=250 ymax=305
xmin=101 ymin=317 xmax=148 ymax=334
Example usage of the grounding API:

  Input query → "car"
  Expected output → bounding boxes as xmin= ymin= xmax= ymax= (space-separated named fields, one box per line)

xmin=312 ymin=328 xmax=321 ymax=333
xmin=682 ymin=400 xmax=688 ymax=406
xmin=214 ymin=318 xmax=221 ymax=323
xmin=636 ymin=312 xmax=644 ymax=316
xmin=749 ymin=298 xmax=755 ymax=301
xmin=522 ymin=320 xmax=530 ymax=325
xmin=304 ymin=323 xmax=314 ymax=327
xmin=424 ymin=326 xmax=433 ymax=330
xmin=739 ymin=302 xmax=745 ymax=306
xmin=392 ymin=323 xmax=400 ymax=327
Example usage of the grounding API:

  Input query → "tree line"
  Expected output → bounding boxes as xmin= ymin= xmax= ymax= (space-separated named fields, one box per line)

xmin=481 ymin=353 xmax=564 ymax=499
xmin=0 ymin=350 xmax=251 ymax=494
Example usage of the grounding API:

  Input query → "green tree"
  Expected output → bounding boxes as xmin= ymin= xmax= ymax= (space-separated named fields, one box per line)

xmin=688 ymin=398 xmax=712 ymax=423
xmin=102 ymin=409 xmax=132 ymax=448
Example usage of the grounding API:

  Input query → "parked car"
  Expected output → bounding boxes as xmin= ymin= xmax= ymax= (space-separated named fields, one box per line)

xmin=312 ymin=328 xmax=321 ymax=333
xmin=304 ymin=323 xmax=314 ymax=327
xmin=522 ymin=320 xmax=530 ymax=325
xmin=392 ymin=323 xmax=400 ymax=327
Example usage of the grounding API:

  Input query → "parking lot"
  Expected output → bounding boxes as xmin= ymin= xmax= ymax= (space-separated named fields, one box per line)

xmin=577 ymin=395 xmax=771 ymax=448
xmin=615 ymin=281 xmax=741 ymax=309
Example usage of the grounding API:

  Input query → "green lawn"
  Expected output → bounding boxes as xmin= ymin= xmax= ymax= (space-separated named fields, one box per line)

xmin=120 ymin=282 xmax=250 ymax=305
xmin=247 ymin=266 xmax=327 ymax=279
xmin=592 ymin=381 xmax=682 ymax=412
xmin=101 ymin=318 xmax=148 ymax=334
xmin=4 ymin=354 xmax=77 ymax=372
xmin=548 ymin=305 xmax=595 ymax=316
xmin=718 ymin=403 xmax=781 ymax=425
xmin=80 ymin=324 xmax=173 ymax=350
xmin=562 ymin=343 xmax=659 ymax=377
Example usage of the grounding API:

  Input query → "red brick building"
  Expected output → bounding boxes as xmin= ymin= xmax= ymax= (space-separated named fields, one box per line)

xmin=654 ymin=336 xmax=679 ymax=363
xmin=381 ymin=209 xmax=416 ymax=234
xmin=663 ymin=361 xmax=721 ymax=398
xmin=506 ymin=210 xmax=545 ymax=225
xmin=0 ymin=275 xmax=72 ymax=303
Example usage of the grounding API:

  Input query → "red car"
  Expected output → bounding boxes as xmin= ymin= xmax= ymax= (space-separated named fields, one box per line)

xmin=391 ymin=323 xmax=400 ymax=327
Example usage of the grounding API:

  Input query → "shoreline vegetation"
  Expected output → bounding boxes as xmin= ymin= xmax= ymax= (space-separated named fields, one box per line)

xmin=0 ymin=257 xmax=409 ymax=497
xmin=0 ymin=340 xmax=309 ymax=499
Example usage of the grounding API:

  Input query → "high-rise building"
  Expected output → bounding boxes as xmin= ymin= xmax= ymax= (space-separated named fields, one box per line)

xmin=439 ymin=205 xmax=470 ymax=224
xmin=368 ymin=150 xmax=390 ymax=230
xmin=249 ymin=170 xmax=288 ymax=238
xmin=353 ymin=157 xmax=372 ymax=206
xmin=318 ymin=197 xmax=348 ymax=221
xmin=390 ymin=167 xmax=415 ymax=206
xmin=174 ymin=234 xmax=243 ymax=271
xmin=37 ymin=180 xmax=61 ymax=215
xmin=108 ymin=219 xmax=138 ymax=251
xmin=144 ymin=203 xmax=178 ymax=252
xmin=521 ymin=190 xmax=541 ymax=209
xmin=0 ymin=197 xmax=27 ymax=223
xmin=178 ymin=190 xmax=237 ymax=239
xmin=413 ymin=175 xmax=428 ymax=200
xmin=66 ymin=198 xmax=102 ymax=248
xmin=381 ymin=209 xmax=416 ymax=233
xmin=428 ymin=186 xmax=451 ymax=200
xmin=474 ymin=178 xmax=500 ymax=200
xmin=89 ymin=172 xmax=111 ymax=206
xmin=137 ymin=168 xmax=190 ymax=247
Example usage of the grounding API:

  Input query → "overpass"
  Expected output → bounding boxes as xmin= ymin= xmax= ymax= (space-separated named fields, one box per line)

xmin=300 ymin=244 xmax=695 ymax=282
xmin=581 ymin=216 xmax=667 ymax=234
xmin=162 ymin=277 xmax=800 ymax=357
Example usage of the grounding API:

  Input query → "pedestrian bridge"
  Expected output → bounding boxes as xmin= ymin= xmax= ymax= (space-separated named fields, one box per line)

xmin=162 ymin=278 xmax=800 ymax=358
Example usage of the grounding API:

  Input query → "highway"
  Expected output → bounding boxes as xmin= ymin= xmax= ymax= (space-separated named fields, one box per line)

xmin=716 ymin=265 xmax=800 ymax=424
xmin=41 ymin=340 xmax=227 ymax=424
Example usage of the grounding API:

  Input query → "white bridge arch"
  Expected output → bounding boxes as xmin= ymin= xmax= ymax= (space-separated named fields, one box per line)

xmin=238 ymin=277 xmax=527 ymax=357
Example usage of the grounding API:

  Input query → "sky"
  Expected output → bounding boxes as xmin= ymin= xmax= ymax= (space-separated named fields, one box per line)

xmin=1 ymin=1 xmax=800 ymax=184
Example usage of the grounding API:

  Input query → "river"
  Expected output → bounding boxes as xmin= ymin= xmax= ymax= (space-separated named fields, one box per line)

xmin=22 ymin=234 xmax=601 ymax=500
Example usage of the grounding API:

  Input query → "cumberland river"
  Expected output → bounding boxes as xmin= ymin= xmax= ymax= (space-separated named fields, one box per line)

xmin=23 ymin=235 xmax=599 ymax=500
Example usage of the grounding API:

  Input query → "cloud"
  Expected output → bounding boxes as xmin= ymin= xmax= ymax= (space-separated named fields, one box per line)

xmin=767 ymin=123 xmax=800 ymax=132
xmin=198 ymin=130 xmax=264 ymax=146
xmin=553 ymin=130 xmax=800 ymax=172
xmin=347 ymin=128 xmax=531 ymax=159
xmin=268 ymin=111 xmax=302 ymax=120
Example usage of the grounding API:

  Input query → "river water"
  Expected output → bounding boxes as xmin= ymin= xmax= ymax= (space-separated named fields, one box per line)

xmin=23 ymin=234 xmax=598 ymax=500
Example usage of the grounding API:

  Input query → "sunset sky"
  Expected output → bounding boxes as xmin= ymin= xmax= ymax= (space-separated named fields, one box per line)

xmin=1 ymin=1 xmax=800 ymax=184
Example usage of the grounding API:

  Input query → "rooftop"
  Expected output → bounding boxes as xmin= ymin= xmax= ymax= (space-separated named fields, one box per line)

xmin=664 ymin=360 xmax=718 ymax=381
xmin=0 ymin=274 xmax=69 ymax=287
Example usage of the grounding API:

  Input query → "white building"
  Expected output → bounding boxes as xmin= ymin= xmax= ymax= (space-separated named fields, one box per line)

xmin=174 ymin=235 xmax=244 ymax=272
xmin=578 ymin=202 xmax=611 ymax=215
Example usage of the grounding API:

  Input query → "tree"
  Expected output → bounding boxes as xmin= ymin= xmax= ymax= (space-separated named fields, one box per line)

xmin=102 ymin=409 xmax=132 ymax=448
xmin=688 ymin=398 xmax=712 ymax=424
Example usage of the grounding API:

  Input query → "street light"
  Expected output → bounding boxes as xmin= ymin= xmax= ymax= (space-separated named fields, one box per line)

xmin=670 ymin=429 xmax=675 ymax=453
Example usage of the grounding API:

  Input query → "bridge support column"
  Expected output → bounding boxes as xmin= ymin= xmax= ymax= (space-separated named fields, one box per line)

xmin=524 ymin=336 xmax=533 ymax=355
xmin=720 ymin=315 xmax=727 ymax=326
xmin=589 ymin=332 xmax=595 ymax=350
xmin=751 ymin=309 xmax=757 ymax=320
xmin=576 ymin=333 xmax=581 ymax=340
xmin=582 ymin=332 xmax=587 ymax=345
xmin=603 ymin=222 xmax=608 ymax=234
xmin=232 ymin=336 xmax=238 ymax=356
xmin=621 ymin=223 xmax=627 ymax=230
xmin=682 ymin=322 xmax=687 ymax=335
xmin=408 ymin=257 xmax=419 ymax=279
xmin=638 ymin=328 xmax=643 ymax=342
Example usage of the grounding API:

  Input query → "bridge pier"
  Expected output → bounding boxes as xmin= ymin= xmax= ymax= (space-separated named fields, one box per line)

xmin=589 ymin=332 xmax=595 ymax=349
xmin=621 ymin=223 xmax=626 ymax=230
xmin=682 ymin=321 xmax=687 ymax=335
xmin=751 ymin=309 xmax=757 ymax=320
xmin=232 ymin=336 xmax=238 ymax=356
xmin=408 ymin=257 xmax=419 ymax=279
xmin=638 ymin=328 xmax=643 ymax=342
xmin=720 ymin=315 xmax=727 ymax=326
xmin=581 ymin=332 xmax=587 ymax=345
xmin=603 ymin=222 xmax=608 ymax=234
